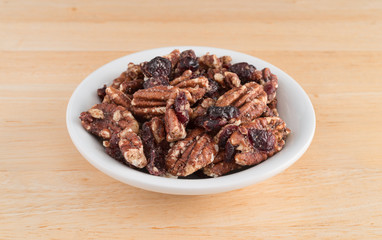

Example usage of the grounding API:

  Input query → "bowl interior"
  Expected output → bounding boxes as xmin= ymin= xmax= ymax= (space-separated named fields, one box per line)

xmin=66 ymin=46 xmax=315 ymax=195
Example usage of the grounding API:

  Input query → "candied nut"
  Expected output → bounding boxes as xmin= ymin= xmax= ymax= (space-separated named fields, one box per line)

xmin=170 ymin=70 xmax=192 ymax=86
xmin=214 ymin=71 xmax=241 ymax=89
xmin=191 ymin=98 xmax=216 ymax=120
xmin=219 ymin=56 xmax=232 ymax=69
xmin=216 ymin=82 xmax=267 ymax=122
xmin=141 ymin=117 xmax=169 ymax=175
xmin=171 ymin=76 xmax=209 ymax=104
xmin=126 ymin=62 xmax=144 ymax=80
xmin=227 ymin=117 xmax=290 ymax=166
xmin=80 ymin=103 xmax=139 ymax=139
xmin=262 ymin=99 xmax=279 ymax=117
xmin=163 ymin=49 xmax=180 ymax=69
xmin=143 ymin=75 xmax=170 ymax=89
xmin=203 ymin=151 xmax=241 ymax=177
xmin=119 ymin=78 xmax=144 ymax=94
xmin=119 ymin=131 xmax=147 ymax=168
xmin=165 ymin=91 xmax=191 ymax=142
xmin=105 ymin=86 xmax=132 ymax=109
xmin=131 ymin=85 xmax=176 ymax=119
xmin=199 ymin=53 xmax=221 ymax=69
xmin=97 ymin=85 xmax=107 ymax=101
xmin=166 ymin=129 xmax=218 ymax=176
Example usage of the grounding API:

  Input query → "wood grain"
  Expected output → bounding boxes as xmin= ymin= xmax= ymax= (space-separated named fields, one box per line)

xmin=1 ymin=0 xmax=382 ymax=239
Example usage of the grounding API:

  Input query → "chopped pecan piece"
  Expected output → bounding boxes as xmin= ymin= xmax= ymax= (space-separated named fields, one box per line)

xmin=163 ymin=49 xmax=180 ymax=69
xmin=219 ymin=56 xmax=232 ymax=69
xmin=254 ymin=68 xmax=278 ymax=103
xmin=131 ymin=86 xmax=176 ymax=119
xmin=119 ymin=131 xmax=147 ymax=168
xmin=171 ymin=76 xmax=209 ymax=104
xmin=199 ymin=53 xmax=221 ymax=69
xmin=191 ymin=98 xmax=216 ymax=120
xmin=141 ymin=117 xmax=169 ymax=175
xmin=165 ymin=90 xmax=191 ymax=142
xmin=262 ymin=99 xmax=279 ymax=117
xmin=214 ymin=71 xmax=241 ymax=89
xmin=227 ymin=117 xmax=290 ymax=166
xmin=216 ymin=82 xmax=267 ymax=122
xmin=166 ymin=129 xmax=218 ymax=176
xmin=203 ymin=151 xmax=241 ymax=177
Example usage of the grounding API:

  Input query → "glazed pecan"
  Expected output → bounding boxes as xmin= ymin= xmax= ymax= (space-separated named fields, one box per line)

xmin=262 ymin=99 xmax=279 ymax=117
xmin=202 ymin=151 xmax=241 ymax=177
xmin=119 ymin=131 xmax=147 ymax=168
xmin=219 ymin=56 xmax=232 ymax=69
xmin=131 ymin=86 xmax=176 ymax=119
xmin=163 ymin=49 xmax=181 ymax=69
xmin=190 ymin=98 xmax=216 ymax=120
xmin=227 ymin=117 xmax=290 ymax=166
xmin=105 ymin=86 xmax=132 ymax=109
xmin=141 ymin=117 xmax=168 ymax=175
xmin=199 ymin=53 xmax=221 ymax=69
xmin=80 ymin=103 xmax=139 ymax=139
xmin=165 ymin=90 xmax=191 ymax=142
xmin=254 ymin=68 xmax=278 ymax=103
xmin=215 ymin=82 xmax=267 ymax=122
xmin=214 ymin=71 xmax=241 ymax=89
xmin=171 ymin=76 xmax=209 ymax=104
xmin=166 ymin=129 xmax=218 ymax=176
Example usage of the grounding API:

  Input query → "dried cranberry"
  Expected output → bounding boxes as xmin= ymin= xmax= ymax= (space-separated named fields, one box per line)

xmin=263 ymin=81 xmax=276 ymax=95
xmin=205 ymin=78 xmax=220 ymax=99
xmin=174 ymin=91 xmax=189 ymax=125
xmin=97 ymin=85 xmax=107 ymax=101
xmin=180 ymin=49 xmax=196 ymax=59
xmin=143 ymin=75 xmax=169 ymax=89
xmin=248 ymin=129 xmax=275 ymax=151
xmin=141 ymin=122 xmax=167 ymax=176
xmin=143 ymin=56 xmax=172 ymax=77
xmin=225 ymin=142 xmax=236 ymax=162
xmin=217 ymin=125 xmax=239 ymax=148
xmin=177 ymin=57 xmax=199 ymax=72
xmin=207 ymin=106 xmax=240 ymax=120
xmin=229 ymin=62 xmax=256 ymax=83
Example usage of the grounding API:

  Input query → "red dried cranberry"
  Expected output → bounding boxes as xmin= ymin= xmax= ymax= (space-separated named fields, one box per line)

xmin=105 ymin=134 xmax=125 ymax=163
xmin=229 ymin=62 xmax=256 ymax=83
xmin=97 ymin=85 xmax=107 ymax=101
xmin=174 ymin=91 xmax=189 ymax=125
xmin=263 ymin=81 xmax=276 ymax=95
xmin=143 ymin=56 xmax=172 ymax=77
xmin=177 ymin=57 xmax=199 ymax=72
xmin=248 ymin=129 xmax=275 ymax=151
xmin=143 ymin=75 xmax=169 ymax=89
xmin=217 ymin=125 xmax=239 ymax=148
xmin=180 ymin=49 xmax=196 ymax=59
xmin=225 ymin=142 xmax=236 ymax=162
xmin=205 ymin=78 xmax=220 ymax=99
xmin=207 ymin=106 xmax=240 ymax=120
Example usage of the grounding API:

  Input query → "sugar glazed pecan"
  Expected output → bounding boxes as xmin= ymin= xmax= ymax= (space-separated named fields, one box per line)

xmin=79 ymin=49 xmax=290 ymax=178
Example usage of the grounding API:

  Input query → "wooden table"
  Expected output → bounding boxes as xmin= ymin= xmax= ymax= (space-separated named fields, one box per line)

xmin=1 ymin=0 xmax=381 ymax=239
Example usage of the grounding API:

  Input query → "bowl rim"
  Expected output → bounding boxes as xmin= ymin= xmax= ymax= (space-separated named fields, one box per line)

xmin=66 ymin=46 xmax=316 ymax=195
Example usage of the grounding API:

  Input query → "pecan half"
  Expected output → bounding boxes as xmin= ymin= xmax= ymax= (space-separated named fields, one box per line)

xmin=166 ymin=129 xmax=218 ymax=176
xmin=119 ymin=131 xmax=147 ymax=168
xmin=215 ymin=82 xmax=267 ymax=122
xmin=105 ymin=86 xmax=132 ymax=109
xmin=131 ymin=85 xmax=176 ymax=119
xmin=165 ymin=90 xmax=191 ymax=142
xmin=227 ymin=117 xmax=290 ymax=166
xmin=203 ymin=151 xmax=241 ymax=177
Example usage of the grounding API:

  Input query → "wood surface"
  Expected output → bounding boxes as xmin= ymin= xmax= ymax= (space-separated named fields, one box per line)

xmin=1 ymin=0 xmax=382 ymax=239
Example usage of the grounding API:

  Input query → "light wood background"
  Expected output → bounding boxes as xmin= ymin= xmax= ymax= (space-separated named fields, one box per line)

xmin=1 ymin=0 xmax=382 ymax=239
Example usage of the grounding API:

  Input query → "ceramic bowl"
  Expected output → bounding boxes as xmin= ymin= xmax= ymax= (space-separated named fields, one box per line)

xmin=66 ymin=46 xmax=315 ymax=195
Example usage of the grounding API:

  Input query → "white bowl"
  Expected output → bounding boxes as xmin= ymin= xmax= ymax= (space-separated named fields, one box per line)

xmin=66 ymin=46 xmax=315 ymax=195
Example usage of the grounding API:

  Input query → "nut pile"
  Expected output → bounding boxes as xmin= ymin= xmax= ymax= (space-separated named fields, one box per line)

xmin=80 ymin=49 xmax=290 ymax=178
